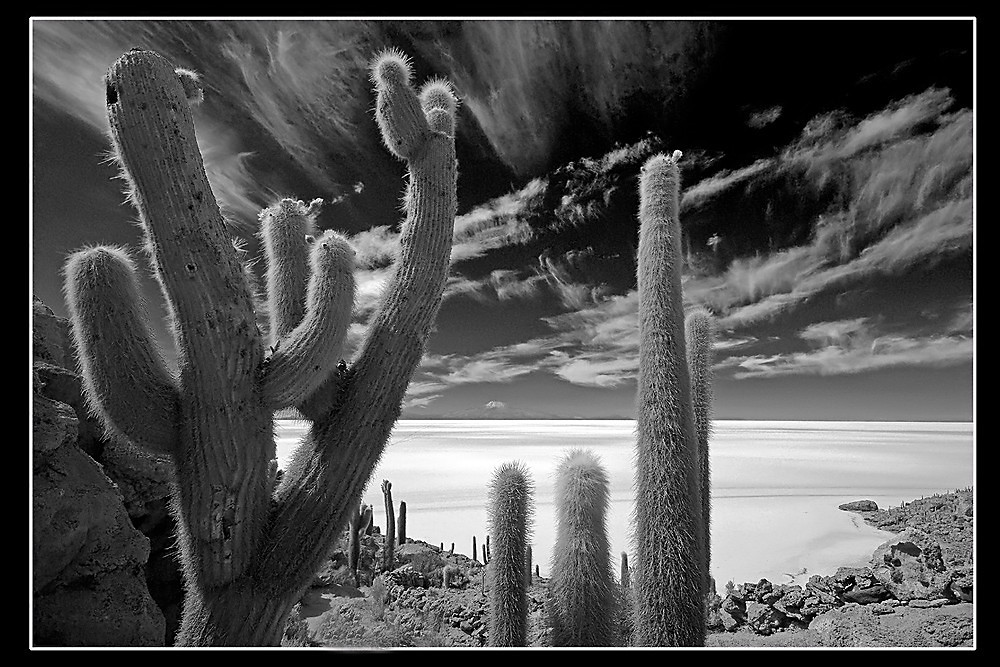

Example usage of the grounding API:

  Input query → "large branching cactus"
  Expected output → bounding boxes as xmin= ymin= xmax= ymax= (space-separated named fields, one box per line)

xmin=550 ymin=449 xmax=615 ymax=646
xmin=685 ymin=307 xmax=715 ymax=599
xmin=633 ymin=151 xmax=706 ymax=646
xmin=63 ymin=48 xmax=458 ymax=646
xmin=486 ymin=461 xmax=534 ymax=647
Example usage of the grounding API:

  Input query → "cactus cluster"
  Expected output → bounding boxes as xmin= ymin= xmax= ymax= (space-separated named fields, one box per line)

xmin=64 ymin=47 xmax=458 ymax=646
xmin=486 ymin=461 xmax=534 ymax=647
xmin=348 ymin=503 xmax=374 ymax=587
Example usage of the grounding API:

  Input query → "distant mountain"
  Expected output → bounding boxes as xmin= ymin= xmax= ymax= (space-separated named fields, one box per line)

xmin=426 ymin=400 xmax=579 ymax=420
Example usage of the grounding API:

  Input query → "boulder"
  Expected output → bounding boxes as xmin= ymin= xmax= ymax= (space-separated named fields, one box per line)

xmin=33 ymin=383 xmax=164 ymax=645
xmin=870 ymin=529 xmax=952 ymax=601
xmin=838 ymin=500 xmax=879 ymax=512
xmin=745 ymin=601 xmax=787 ymax=636
xmin=811 ymin=602 xmax=972 ymax=647
xmin=948 ymin=566 xmax=973 ymax=602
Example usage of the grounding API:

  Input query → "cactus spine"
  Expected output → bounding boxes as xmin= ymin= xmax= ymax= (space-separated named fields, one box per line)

xmin=550 ymin=449 xmax=615 ymax=646
xmin=65 ymin=48 xmax=458 ymax=646
xmin=397 ymin=500 xmax=407 ymax=546
xmin=633 ymin=151 xmax=706 ymax=646
xmin=348 ymin=503 xmax=373 ymax=587
xmin=486 ymin=461 xmax=534 ymax=646
xmin=686 ymin=308 xmax=715 ymax=597
xmin=382 ymin=480 xmax=396 ymax=572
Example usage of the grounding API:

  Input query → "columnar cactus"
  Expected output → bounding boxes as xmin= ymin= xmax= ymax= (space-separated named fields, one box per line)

xmin=486 ymin=534 xmax=491 ymax=562
xmin=486 ymin=461 xmax=534 ymax=647
xmin=620 ymin=552 xmax=630 ymax=589
xmin=525 ymin=544 xmax=533 ymax=587
xmin=633 ymin=151 xmax=706 ymax=646
xmin=397 ymin=500 xmax=407 ymax=546
xmin=64 ymin=47 xmax=458 ymax=646
xmin=382 ymin=480 xmax=396 ymax=572
xmin=685 ymin=307 xmax=715 ymax=598
xmin=348 ymin=503 xmax=374 ymax=587
xmin=472 ymin=535 xmax=477 ymax=563
xmin=550 ymin=449 xmax=615 ymax=646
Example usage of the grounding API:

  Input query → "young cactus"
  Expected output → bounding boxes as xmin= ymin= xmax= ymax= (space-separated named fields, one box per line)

xmin=65 ymin=47 xmax=459 ymax=646
xmin=382 ymin=480 xmax=396 ymax=572
xmin=632 ymin=151 xmax=706 ymax=646
xmin=686 ymin=307 xmax=715 ymax=598
xmin=550 ymin=449 xmax=616 ymax=646
xmin=348 ymin=503 xmax=374 ymax=587
xmin=486 ymin=461 xmax=534 ymax=647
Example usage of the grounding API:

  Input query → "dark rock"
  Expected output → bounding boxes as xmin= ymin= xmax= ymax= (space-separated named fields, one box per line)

xmin=871 ymin=529 xmax=953 ymax=601
xmin=33 ymin=415 xmax=164 ymax=645
xmin=745 ymin=601 xmax=786 ymax=636
xmin=838 ymin=500 xmax=879 ymax=512
xmin=721 ymin=593 xmax=746 ymax=619
xmin=948 ymin=566 xmax=973 ymax=602
xmin=719 ymin=610 xmax=740 ymax=632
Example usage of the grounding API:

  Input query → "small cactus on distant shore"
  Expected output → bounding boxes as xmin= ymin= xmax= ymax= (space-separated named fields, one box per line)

xmin=473 ymin=535 xmax=478 ymax=563
xmin=550 ymin=449 xmax=615 ymax=646
xmin=397 ymin=500 xmax=407 ymax=546
xmin=633 ymin=151 xmax=706 ymax=646
xmin=348 ymin=503 xmax=373 ymax=587
xmin=382 ymin=480 xmax=396 ymax=571
xmin=487 ymin=461 xmax=534 ymax=646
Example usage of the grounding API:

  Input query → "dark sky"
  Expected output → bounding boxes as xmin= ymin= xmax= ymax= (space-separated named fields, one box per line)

xmin=31 ymin=19 xmax=975 ymax=420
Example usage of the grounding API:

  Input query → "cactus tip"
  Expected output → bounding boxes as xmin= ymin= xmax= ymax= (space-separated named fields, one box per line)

xmin=419 ymin=77 xmax=458 ymax=114
xmin=175 ymin=68 xmax=204 ymax=106
xmin=371 ymin=47 xmax=412 ymax=89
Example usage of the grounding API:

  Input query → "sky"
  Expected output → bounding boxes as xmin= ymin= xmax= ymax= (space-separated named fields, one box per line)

xmin=30 ymin=18 xmax=975 ymax=420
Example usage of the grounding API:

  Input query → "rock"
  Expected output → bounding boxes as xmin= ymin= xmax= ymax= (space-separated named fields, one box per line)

xmin=33 ymin=426 xmax=164 ymax=645
xmin=745 ymin=601 xmax=786 ymax=636
xmin=32 ymin=296 xmax=73 ymax=368
xmin=719 ymin=610 xmax=741 ymax=632
xmin=811 ymin=601 xmax=972 ymax=647
xmin=721 ymin=592 xmax=746 ymax=618
xmin=871 ymin=529 xmax=953 ymax=601
xmin=870 ymin=603 xmax=895 ymax=615
xmin=948 ymin=566 xmax=973 ymax=602
xmin=838 ymin=500 xmax=879 ymax=512
xmin=908 ymin=598 xmax=948 ymax=609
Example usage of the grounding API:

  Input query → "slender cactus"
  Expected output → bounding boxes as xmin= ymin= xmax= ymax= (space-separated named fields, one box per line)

xmin=486 ymin=534 xmax=491 ymax=562
xmin=550 ymin=449 xmax=615 ymax=646
xmin=633 ymin=151 xmax=706 ymax=646
xmin=382 ymin=480 xmax=396 ymax=572
xmin=348 ymin=503 xmax=373 ymax=587
xmin=397 ymin=500 xmax=407 ymax=546
xmin=486 ymin=461 xmax=534 ymax=647
xmin=620 ymin=552 xmax=630 ymax=589
xmin=685 ymin=308 xmax=715 ymax=599
xmin=482 ymin=543 xmax=488 ymax=564
xmin=473 ymin=535 xmax=477 ymax=563
xmin=525 ymin=544 xmax=533 ymax=587
xmin=65 ymin=48 xmax=458 ymax=646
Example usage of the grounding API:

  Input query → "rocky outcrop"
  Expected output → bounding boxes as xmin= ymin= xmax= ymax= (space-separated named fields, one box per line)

xmin=32 ymin=296 xmax=179 ymax=645
xmin=711 ymin=490 xmax=974 ymax=638
xmin=33 ymin=373 xmax=164 ymax=645
xmin=838 ymin=499 xmax=878 ymax=512
xmin=809 ymin=601 xmax=973 ymax=647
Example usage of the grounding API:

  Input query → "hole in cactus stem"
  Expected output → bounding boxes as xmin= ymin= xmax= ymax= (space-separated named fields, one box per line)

xmin=106 ymin=83 xmax=118 ymax=105
xmin=185 ymin=263 xmax=197 ymax=273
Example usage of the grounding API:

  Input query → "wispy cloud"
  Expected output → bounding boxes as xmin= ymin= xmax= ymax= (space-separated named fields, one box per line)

xmin=725 ymin=333 xmax=972 ymax=379
xmin=747 ymin=105 xmax=783 ymax=129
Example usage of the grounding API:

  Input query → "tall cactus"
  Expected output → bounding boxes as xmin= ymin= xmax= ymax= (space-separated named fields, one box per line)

xmin=348 ymin=503 xmax=373 ymax=587
xmin=550 ymin=449 xmax=615 ymax=646
xmin=486 ymin=461 xmax=534 ymax=647
xmin=685 ymin=308 xmax=715 ymax=598
xmin=381 ymin=480 xmax=396 ymax=572
xmin=632 ymin=151 xmax=706 ymax=646
xmin=64 ymin=48 xmax=458 ymax=646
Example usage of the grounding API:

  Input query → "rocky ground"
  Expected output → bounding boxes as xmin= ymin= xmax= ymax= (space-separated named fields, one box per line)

xmin=284 ymin=489 xmax=974 ymax=649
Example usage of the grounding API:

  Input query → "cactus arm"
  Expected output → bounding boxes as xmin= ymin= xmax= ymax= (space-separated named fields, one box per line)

xmin=105 ymin=50 xmax=262 ymax=384
xmin=254 ymin=52 xmax=457 ymax=583
xmin=106 ymin=50 xmax=273 ymax=595
xmin=63 ymin=245 xmax=180 ymax=454
xmin=258 ymin=198 xmax=322 ymax=342
xmin=261 ymin=230 xmax=355 ymax=409
xmin=634 ymin=152 xmax=706 ymax=646
xmin=685 ymin=308 xmax=715 ymax=599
